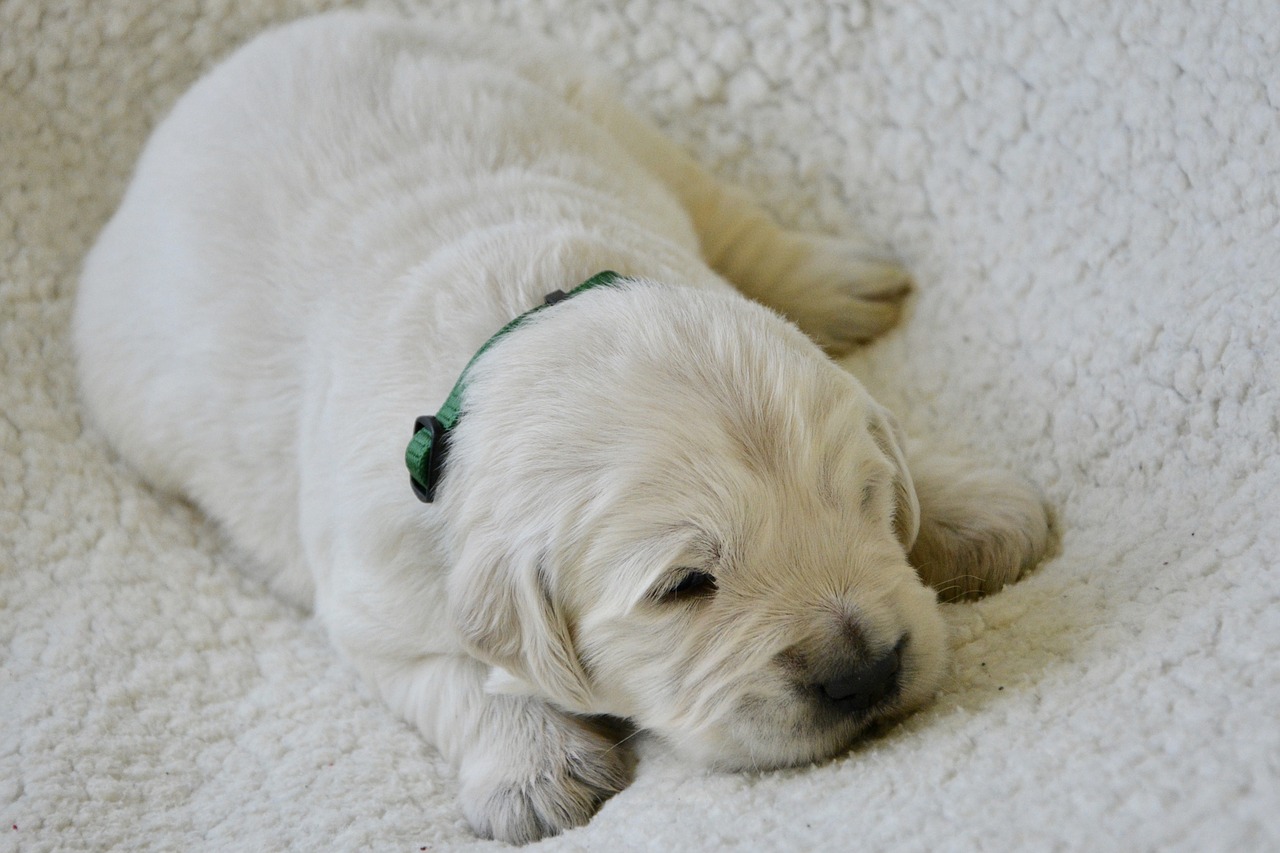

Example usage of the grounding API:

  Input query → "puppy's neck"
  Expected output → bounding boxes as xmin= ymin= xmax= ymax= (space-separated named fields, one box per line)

xmin=407 ymin=271 xmax=630 ymax=502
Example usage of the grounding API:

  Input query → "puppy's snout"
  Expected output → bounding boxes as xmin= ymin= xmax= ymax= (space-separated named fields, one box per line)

xmin=815 ymin=635 xmax=906 ymax=715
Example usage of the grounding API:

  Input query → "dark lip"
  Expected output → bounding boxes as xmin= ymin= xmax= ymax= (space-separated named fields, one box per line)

xmin=807 ymin=686 xmax=901 ymax=731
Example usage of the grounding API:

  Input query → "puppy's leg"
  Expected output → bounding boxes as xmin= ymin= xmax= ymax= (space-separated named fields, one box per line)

xmin=581 ymin=91 xmax=910 ymax=354
xmin=694 ymin=198 xmax=913 ymax=356
xmin=906 ymin=452 xmax=1053 ymax=601
xmin=371 ymin=655 xmax=634 ymax=844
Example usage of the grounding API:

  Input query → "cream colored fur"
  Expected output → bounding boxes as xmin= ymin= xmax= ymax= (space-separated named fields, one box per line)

xmin=73 ymin=11 xmax=1049 ymax=843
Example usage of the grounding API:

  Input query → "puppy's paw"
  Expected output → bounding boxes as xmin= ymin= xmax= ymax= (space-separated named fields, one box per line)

xmin=458 ymin=702 xmax=634 ymax=844
xmin=907 ymin=454 xmax=1052 ymax=601
xmin=781 ymin=233 xmax=913 ymax=356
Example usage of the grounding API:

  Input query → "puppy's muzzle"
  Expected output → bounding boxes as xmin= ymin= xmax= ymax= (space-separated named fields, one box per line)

xmin=814 ymin=635 xmax=906 ymax=715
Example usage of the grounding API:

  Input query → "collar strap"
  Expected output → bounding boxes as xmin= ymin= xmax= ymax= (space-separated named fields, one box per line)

xmin=406 ymin=270 xmax=627 ymax=502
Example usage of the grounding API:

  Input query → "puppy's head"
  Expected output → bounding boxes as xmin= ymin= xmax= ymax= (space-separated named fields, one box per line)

xmin=442 ymin=281 xmax=946 ymax=769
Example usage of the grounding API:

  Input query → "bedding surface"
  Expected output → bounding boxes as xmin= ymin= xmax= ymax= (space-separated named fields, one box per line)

xmin=2 ymin=0 xmax=1277 ymax=849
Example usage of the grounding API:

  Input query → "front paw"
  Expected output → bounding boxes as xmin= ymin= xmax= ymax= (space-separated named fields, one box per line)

xmin=907 ymin=456 xmax=1053 ymax=601
xmin=784 ymin=233 xmax=913 ymax=356
xmin=458 ymin=704 xmax=634 ymax=843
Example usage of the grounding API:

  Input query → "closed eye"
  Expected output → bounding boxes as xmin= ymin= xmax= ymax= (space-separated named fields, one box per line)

xmin=656 ymin=570 xmax=718 ymax=604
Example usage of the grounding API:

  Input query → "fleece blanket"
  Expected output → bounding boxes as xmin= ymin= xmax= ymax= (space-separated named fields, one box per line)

xmin=3 ymin=0 xmax=1277 ymax=849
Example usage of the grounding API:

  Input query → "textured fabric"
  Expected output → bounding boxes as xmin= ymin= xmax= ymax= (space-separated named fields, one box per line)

xmin=2 ymin=0 xmax=1277 ymax=849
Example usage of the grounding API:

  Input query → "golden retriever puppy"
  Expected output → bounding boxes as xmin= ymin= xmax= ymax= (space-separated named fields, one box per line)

xmin=73 ymin=11 xmax=1049 ymax=843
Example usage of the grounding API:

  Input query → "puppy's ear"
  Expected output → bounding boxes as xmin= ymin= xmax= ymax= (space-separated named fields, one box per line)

xmin=869 ymin=406 xmax=920 ymax=551
xmin=448 ymin=539 xmax=594 ymax=712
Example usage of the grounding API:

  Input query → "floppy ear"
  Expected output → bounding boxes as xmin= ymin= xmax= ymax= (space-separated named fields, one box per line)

xmin=447 ymin=537 xmax=595 ymax=713
xmin=868 ymin=406 xmax=920 ymax=551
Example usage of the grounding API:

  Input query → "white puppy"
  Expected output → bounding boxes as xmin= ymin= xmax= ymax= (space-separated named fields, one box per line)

xmin=74 ymin=11 xmax=1050 ymax=843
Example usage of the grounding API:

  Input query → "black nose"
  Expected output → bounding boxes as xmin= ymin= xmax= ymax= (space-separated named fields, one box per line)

xmin=817 ymin=637 xmax=905 ymax=715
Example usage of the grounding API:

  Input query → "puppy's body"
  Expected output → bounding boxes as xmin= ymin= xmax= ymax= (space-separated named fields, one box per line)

xmin=77 ymin=15 xmax=714 ymax=608
xmin=75 ymin=12 xmax=1049 ymax=843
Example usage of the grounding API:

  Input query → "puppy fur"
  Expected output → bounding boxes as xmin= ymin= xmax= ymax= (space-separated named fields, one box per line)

xmin=73 ymin=12 xmax=1050 ymax=844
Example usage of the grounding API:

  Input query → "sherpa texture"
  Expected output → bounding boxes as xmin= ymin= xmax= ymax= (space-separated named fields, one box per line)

xmin=3 ymin=0 xmax=1278 ymax=849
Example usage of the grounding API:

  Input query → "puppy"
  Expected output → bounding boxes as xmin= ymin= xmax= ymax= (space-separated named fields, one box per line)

xmin=74 ymin=11 xmax=1050 ymax=843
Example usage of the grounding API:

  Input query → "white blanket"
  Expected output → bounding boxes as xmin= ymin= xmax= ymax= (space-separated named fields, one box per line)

xmin=3 ymin=0 xmax=1277 ymax=848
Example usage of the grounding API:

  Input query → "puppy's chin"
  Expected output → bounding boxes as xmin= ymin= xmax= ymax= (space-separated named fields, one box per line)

xmin=678 ymin=709 xmax=882 ymax=772
xmin=667 ymin=682 xmax=943 ymax=772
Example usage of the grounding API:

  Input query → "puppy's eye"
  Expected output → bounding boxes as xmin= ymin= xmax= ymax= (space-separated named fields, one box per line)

xmin=660 ymin=570 xmax=718 ymax=604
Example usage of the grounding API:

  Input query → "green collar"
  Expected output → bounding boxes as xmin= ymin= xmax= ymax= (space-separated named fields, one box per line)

xmin=406 ymin=270 xmax=626 ymax=502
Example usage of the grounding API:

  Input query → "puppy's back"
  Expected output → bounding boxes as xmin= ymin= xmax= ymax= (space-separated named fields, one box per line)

xmin=72 ymin=12 xmax=694 ymax=603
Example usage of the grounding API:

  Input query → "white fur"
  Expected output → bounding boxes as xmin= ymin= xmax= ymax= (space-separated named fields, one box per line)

xmin=73 ymin=12 xmax=1050 ymax=844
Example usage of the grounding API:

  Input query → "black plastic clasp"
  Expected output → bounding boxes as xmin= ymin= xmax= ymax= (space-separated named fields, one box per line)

xmin=409 ymin=415 xmax=450 ymax=503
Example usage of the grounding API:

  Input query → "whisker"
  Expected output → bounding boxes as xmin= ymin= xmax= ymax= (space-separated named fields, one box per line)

xmin=603 ymin=725 xmax=646 ymax=756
